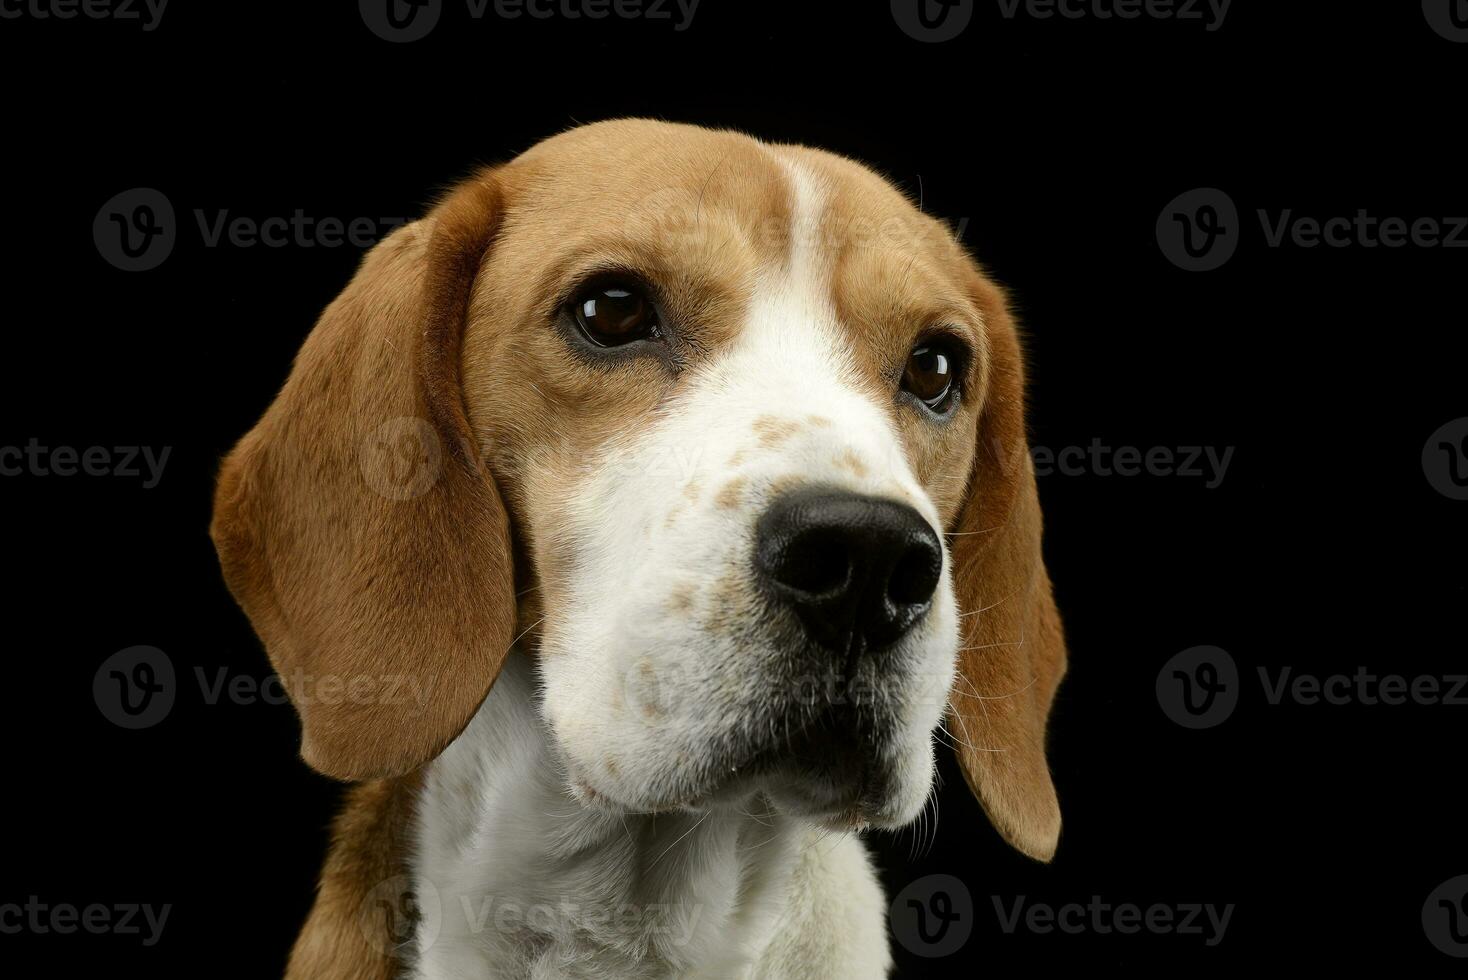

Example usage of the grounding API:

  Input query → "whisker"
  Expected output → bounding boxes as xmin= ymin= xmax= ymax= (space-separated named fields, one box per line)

xmin=738 ymin=805 xmax=774 ymax=828
xmin=648 ymin=810 xmax=710 ymax=870
xmin=932 ymin=724 xmax=960 ymax=752
xmin=944 ymin=706 xmax=1007 ymax=756
xmin=507 ymin=615 xmax=547 ymax=651
xmin=956 ymin=636 xmax=1026 ymax=653
xmin=948 ymin=674 xmax=1040 ymax=702
xmin=957 ymin=589 xmax=1019 ymax=619
xmin=936 ymin=720 xmax=1006 ymax=753
xmin=821 ymin=829 xmax=850 ymax=860
xmin=945 ymin=524 xmax=1006 ymax=537
xmin=738 ymin=832 xmax=783 ymax=855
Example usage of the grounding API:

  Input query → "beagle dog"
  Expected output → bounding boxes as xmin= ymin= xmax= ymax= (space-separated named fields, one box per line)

xmin=211 ymin=119 xmax=1067 ymax=979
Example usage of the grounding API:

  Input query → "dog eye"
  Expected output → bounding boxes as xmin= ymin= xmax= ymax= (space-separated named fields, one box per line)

xmin=902 ymin=342 xmax=958 ymax=410
xmin=571 ymin=282 xmax=659 ymax=346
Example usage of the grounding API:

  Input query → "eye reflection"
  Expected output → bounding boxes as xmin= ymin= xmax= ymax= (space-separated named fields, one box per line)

xmin=902 ymin=342 xmax=957 ymax=409
xmin=572 ymin=283 xmax=658 ymax=346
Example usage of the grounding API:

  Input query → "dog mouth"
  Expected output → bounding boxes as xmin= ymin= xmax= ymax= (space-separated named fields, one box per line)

xmin=688 ymin=703 xmax=901 ymax=825
xmin=558 ymin=665 xmax=914 ymax=815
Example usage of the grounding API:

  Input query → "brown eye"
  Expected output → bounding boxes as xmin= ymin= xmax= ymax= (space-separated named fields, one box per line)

xmin=572 ymin=282 xmax=658 ymax=346
xmin=902 ymin=342 xmax=958 ymax=410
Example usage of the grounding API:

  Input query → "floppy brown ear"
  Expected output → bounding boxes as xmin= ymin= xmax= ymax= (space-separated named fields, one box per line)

xmin=210 ymin=173 xmax=517 ymax=781
xmin=947 ymin=265 xmax=1068 ymax=862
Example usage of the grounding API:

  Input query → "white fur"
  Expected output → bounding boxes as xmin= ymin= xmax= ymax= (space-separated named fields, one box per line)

xmin=408 ymin=157 xmax=958 ymax=978
xmin=408 ymin=654 xmax=891 ymax=979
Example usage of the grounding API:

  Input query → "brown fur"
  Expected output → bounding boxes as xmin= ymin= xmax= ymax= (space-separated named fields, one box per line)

xmin=211 ymin=119 xmax=1067 ymax=976
xmin=947 ymin=267 xmax=1067 ymax=862
xmin=753 ymin=415 xmax=801 ymax=446
xmin=716 ymin=477 xmax=747 ymax=510
xmin=210 ymin=178 xmax=519 ymax=783
xmin=284 ymin=776 xmax=421 ymax=979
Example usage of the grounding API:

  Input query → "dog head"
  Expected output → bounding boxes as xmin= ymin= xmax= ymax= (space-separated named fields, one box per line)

xmin=211 ymin=120 xmax=1067 ymax=861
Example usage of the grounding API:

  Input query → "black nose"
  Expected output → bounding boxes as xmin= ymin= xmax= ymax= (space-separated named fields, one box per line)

xmin=755 ymin=489 xmax=943 ymax=654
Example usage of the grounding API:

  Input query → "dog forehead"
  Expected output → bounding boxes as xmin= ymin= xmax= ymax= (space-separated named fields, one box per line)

xmin=502 ymin=119 xmax=796 ymax=260
xmin=497 ymin=120 xmax=969 ymax=323
xmin=773 ymin=145 xmax=980 ymax=356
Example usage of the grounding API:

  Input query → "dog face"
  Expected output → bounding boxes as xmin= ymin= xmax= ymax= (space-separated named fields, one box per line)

xmin=212 ymin=120 xmax=1067 ymax=859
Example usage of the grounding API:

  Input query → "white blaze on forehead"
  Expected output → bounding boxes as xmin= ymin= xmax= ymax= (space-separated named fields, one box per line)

xmin=687 ymin=154 xmax=935 ymax=519
xmin=559 ymin=156 xmax=936 ymax=534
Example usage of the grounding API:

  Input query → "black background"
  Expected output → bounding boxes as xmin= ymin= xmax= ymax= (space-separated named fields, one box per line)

xmin=2 ymin=0 xmax=1464 ymax=974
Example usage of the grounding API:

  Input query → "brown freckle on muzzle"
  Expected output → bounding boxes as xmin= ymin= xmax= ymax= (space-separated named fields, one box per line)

xmin=638 ymin=661 xmax=663 ymax=719
xmin=604 ymin=756 xmax=620 ymax=777
xmin=716 ymin=477 xmax=746 ymax=510
xmin=667 ymin=584 xmax=695 ymax=613
xmin=753 ymin=415 xmax=801 ymax=447
xmin=701 ymin=570 xmax=753 ymax=634
xmin=765 ymin=474 xmax=801 ymax=500
xmin=807 ymin=415 xmax=832 ymax=428
xmin=835 ymin=448 xmax=869 ymax=478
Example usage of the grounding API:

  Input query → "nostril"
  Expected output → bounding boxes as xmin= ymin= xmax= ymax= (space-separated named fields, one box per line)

xmin=771 ymin=528 xmax=851 ymax=597
xmin=888 ymin=541 xmax=941 ymax=607
xmin=756 ymin=489 xmax=941 ymax=653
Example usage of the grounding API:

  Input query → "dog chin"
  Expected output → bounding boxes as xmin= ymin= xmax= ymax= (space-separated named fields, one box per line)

xmin=757 ymin=746 xmax=935 ymax=831
xmin=565 ymin=729 xmax=935 ymax=834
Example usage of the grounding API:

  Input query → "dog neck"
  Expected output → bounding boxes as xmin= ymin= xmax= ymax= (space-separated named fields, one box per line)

xmin=408 ymin=651 xmax=807 ymax=978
